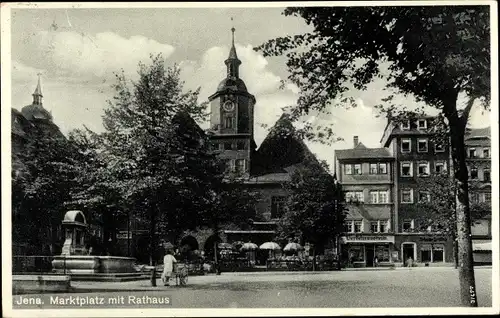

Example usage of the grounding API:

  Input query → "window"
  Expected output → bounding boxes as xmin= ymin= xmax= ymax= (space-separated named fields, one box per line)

xmin=432 ymin=245 xmax=444 ymax=262
xmin=435 ymin=161 xmax=447 ymax=174
xmin=375 ymin=245 xmax=390 ymax=262
xmin=401 ymin=120 xmax=410 ymax=130
xmin=345 ymin=221 xmax=354 ymax=233
xmin=421 ymin=245 xmax=432 ymax=263
xmin=418 ymin=161 xmax=430 ymax=176
xmin=417 ymin=119 xmax=427 ymax=130
xmin=379 ymin=221 xmax=387 ymax=233
xmin=354 ymin=221 xmax=363 ymax=233
xmin=483 ymin=170 xmax=491 ymax=182
xmin=483 ymin=148 xmax=490 ymax=158
xmin=235 ymin=159 xmax=246 ymax=173
xmin=370 ymin=163 xmax=378 ymax=174
xmin=468 ymin=148 xmax=477 ymax=158
xmin=353 ymin=164 xmax=362 ymax=175
xmin=271 ymin=196 xmax=286 ymax=218
xmin=346 ymin=191 xmax=364 ymax=203
xmin=401 ymin=138 xmax=411 ymax=153
xmin=401 ymin=162 xmax=413 ymax=177
xmin=236 ymin=141 xmax=246 ymax=150
xmin=224 ymin=116 xmax=234 ymax=129
xmin=484 ymin=193 xmax=491 ymax=203
xmin=345 ymin=164 xmax=353 ymax=175
xmin=470 ymin=193 xmax=479 ymax=204
xmin=402 ymin=220 xmax=414 ymax=232
xmin=421 ymin=244 xmax=444 ymax=263
xmin=418 ymin=191 xmax=431 ymax=203
xmin=469 ymin=167 xmax=478 ymax=180
xmin=223 ymin=142 xmax=233 ymax=150
xmin=401 ymin=189 xmax=414 ymax=204
xmin=417 ymin=138 xmax=428 ymax=152
xmin=370 ymin=222 xmax=379 ymax=233
xmin=379 ymin=163 xmax=387 ymax=174
xmin=435 ymin=143 xmax=445 ymax=153
xmin=370 ymin=191 xmax=389 ymax=203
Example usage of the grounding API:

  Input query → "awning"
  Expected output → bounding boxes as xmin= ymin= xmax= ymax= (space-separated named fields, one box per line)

xmin=472 ymin=242 xmax=492 ymax=251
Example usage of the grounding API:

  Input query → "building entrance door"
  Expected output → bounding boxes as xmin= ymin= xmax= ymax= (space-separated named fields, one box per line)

xmin=366 ymin=245 xmax=374 ymax=267
xmin=402 ymin=243 xmax=415 ymax=266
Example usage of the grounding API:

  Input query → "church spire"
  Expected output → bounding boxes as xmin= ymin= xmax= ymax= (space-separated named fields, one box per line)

xmin=32 ymin=73 xmax=43 ymax=105
xmin=225 ymin=18 xmax=241 ymax=79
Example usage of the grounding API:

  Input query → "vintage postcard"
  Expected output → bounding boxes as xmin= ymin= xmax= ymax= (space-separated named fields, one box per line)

xmin=1 ymin=1 xmax=498 ymax=317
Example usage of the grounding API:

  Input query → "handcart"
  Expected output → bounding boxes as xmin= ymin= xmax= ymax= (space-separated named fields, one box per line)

xmin=173 ymin=263 xmax=188 ymax=286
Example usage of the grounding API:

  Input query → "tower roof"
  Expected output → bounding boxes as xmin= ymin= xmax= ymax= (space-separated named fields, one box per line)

xmin=33 ymin=73 xmax=43 ymax=97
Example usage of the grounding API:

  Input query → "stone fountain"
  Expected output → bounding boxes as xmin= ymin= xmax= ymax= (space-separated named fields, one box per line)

xmin=51 ymin=210 xmax=143 ymax=281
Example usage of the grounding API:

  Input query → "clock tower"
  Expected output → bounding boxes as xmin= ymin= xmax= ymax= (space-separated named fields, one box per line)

xmin=208 ymin=26 xmax=256 ymax=177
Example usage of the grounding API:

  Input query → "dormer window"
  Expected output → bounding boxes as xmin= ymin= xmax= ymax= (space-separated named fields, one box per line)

xmin=417 ymin=119 xmax=427 ymax=130
xmin=401 ymin=120 xmax=411 ymax=130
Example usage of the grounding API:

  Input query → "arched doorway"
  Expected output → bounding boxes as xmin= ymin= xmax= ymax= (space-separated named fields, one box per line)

xmin=204 ymin=235 xmax=222 ymax=262
xmin=180 ymin=235 xmax=199 ymax=251
xmin=178 ymin=235 xmax=199 ymax=262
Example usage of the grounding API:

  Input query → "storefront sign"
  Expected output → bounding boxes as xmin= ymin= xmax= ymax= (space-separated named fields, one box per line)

xmin=342 ymin=235 xmax=395 ymax=244
xmin=420 ymin=235 xmax=447 ymax=242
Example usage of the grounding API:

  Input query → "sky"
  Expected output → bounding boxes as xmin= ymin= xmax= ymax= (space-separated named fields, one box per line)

xmin=9 ymin=5 xmax=492 ymax=172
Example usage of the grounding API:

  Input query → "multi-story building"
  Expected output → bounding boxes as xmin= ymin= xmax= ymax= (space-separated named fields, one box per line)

xmin=335 ymin=137 xmax=396 ymax=267
xmin=466 ymin=127 xmax=492 ymax=264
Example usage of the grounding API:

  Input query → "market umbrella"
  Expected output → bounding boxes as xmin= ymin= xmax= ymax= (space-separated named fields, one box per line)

xmin=240 ymin=242 xmax=258 ymax=251
xmin=283 ymin=242 xmax=304 ymax=252
xmin=259 ymin=242 xmax=281 ymax=251
xmin=217 ymin=242 xmax=234 ymax=250
xmin=232 ymin=241 xmax=245 ymax=249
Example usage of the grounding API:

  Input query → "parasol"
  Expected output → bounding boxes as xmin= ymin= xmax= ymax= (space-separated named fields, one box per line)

xmin=283 ymin=242 xmax=304 ymax=252
xmin=259 ymin=242 xmax=281 ymax=250
xmin=217 ymin=242 xmax=234 ymax=250
xmin=240 ymin=242 xmax=259 ymax=251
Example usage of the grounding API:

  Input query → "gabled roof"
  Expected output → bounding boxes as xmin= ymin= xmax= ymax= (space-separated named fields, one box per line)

xmin=465 ymin=127 xmax=490 ymax=140
xmin=250 ymin=113 xmax=325 ymax=181
xmin=335 ymin=142 xmax=393 ymax=160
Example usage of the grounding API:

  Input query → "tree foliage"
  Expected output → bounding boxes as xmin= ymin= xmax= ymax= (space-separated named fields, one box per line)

xmin=277 ymin=159 xmax=346 ymax=250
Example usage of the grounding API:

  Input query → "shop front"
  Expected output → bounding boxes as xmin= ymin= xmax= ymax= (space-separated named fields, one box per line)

xmin=395 ymin=234 xmax=454 ymax=266
xmin=341 ymin=234 xmax=396 ymax=267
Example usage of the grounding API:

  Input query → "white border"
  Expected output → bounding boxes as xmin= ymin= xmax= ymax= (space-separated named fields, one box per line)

xmin=1 ymin=1 xmax=499 ymax=317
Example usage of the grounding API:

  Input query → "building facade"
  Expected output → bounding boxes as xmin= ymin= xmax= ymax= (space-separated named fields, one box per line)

xmin=466 ymin=127 xmax=492 ymax=264
xmin=335 ymin=137 xmax=396 ymax=267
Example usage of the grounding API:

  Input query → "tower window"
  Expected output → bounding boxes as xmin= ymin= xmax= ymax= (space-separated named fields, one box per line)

xmin=224 ymin=116 xmax=234 ymax=129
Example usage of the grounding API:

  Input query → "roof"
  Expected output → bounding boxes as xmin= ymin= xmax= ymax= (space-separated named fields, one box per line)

xmin=62 ymin=210 xmax=87 ymax=226
xmin=21 ymin=103 xmax=53 ymax=121
xmin=465 ymin=127 xmax=490 ymax=140
xmin=250 ymin=113 xmax=326 ymax=182
xmin=217 ymin=77 xmax=247 ymax=93
xmin=335 ymin=142 xmax=393 ymax=160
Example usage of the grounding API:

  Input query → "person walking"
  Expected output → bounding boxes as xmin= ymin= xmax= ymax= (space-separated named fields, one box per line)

xmin=162 ymin=250 xmax=177 ymax=286
xmin=407 ymin=256 xmax=413 ymax=270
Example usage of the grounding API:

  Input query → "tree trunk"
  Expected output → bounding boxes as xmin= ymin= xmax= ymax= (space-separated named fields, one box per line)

xmin=447 ymin=112 xmax=477 ymax=307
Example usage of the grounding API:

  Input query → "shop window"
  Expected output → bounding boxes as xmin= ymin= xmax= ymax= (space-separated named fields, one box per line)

xmin=375 ymin=245 xmax=390 ymax=262
xmin=432 ymin=245 xmax=444 ymax=262
xmin=349 ymin=246 xmax=365 ymax=262
xmin=354 ymin=221 xmax=363 ymax=233
xmin=370 ymin=163 xmax=378 ymax=174
xmin=421 ymin=246 xmax=432 ymax=263
xmin=353 ymin=164 xmax=362 ymax=175
xmin=401 ymin=138 xmax=411 ymax=153
xmin=418 ymin=161 xmax=430 ymax=176
xmin=417 ymin=138 xmax=428 ymax=152
xmin=401 ymin=162 xmax=413 ymax=177
xmin=345 ymin=164 xmax=353 ymax=175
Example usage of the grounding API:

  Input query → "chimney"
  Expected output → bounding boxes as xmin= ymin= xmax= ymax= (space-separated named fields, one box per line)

xmin=353 ymin=136 xmax=359 ymax=148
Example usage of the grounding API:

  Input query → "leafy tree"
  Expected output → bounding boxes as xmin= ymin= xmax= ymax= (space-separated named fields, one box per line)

xmin=255 ymin=6 xmax=490 ymax=306
xmin=277 ymin=158 xmax=346 ymax=256
xmin=12 ymin=121 xmax=77 ymax=255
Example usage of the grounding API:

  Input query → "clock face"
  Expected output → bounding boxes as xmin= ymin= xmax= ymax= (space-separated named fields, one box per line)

xmin=223 ymin=100 xmax=235 ymax=112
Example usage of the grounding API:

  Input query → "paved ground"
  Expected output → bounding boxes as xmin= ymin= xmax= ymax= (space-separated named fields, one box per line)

xmin=36 ymin=267 xmax=496 ymax=308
